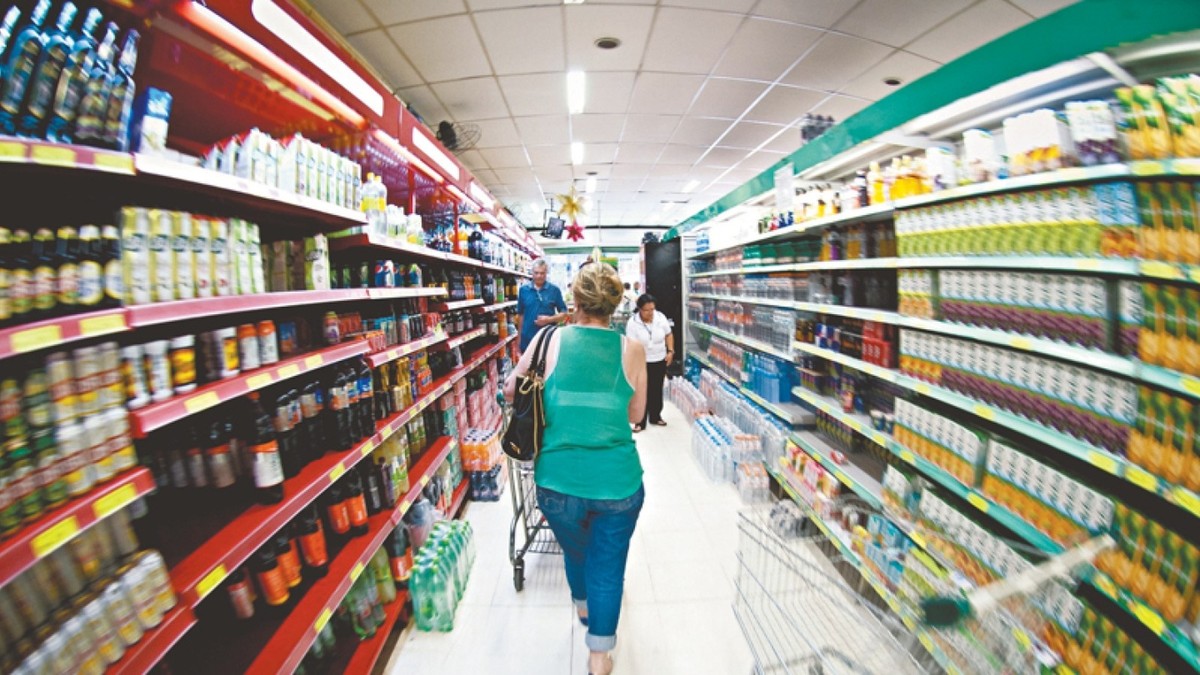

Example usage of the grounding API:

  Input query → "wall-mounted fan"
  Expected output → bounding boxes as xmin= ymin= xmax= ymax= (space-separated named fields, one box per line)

xmin=436 ymin=121 xmax=481 ymax=153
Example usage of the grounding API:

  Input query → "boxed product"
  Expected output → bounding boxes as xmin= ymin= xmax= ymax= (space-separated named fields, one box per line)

xmin=129 ymin=87 xmax=172 ymax=155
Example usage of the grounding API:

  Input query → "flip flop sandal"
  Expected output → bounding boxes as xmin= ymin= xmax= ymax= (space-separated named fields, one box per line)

xmin=632 ymin=425 xmax=644 ymax=433
xmin=652 ymin=420 xmax=667 ymax=426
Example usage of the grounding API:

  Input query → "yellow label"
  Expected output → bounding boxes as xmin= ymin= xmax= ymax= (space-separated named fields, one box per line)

xmin=1190 ymin=267 xmax=1200 ymax=285
xmin=1093 ymin=573 xmax=1118 ymax=598
xmin=1132 ymin=602 xmax=1166 ymax=635
xmin=304 ymin=354 xmax=324 ymax=369
xmin=10 ymin=325 xmax=63 ymax=353
xmin=329 ymin=462 xmax=346 ymax=483
xmin=919 ymin=633 xmax=934 ymax=652
xmin=1181 ymin=375 xmax=1200 ymax=397
xmin=30 ymin=144 xmax=76 ymax=167
xmin=79 ymin=313 xmax=126 ymax=336
xmin=31 ymin=516 xmax=80 ymax=558
xmin=909 ymin=531 xmax=926 ymax=549
xmin=1130 ymin=160 xmax=1166 ymax=176
xmin=184 ymin=391 xmax=221 ymax=414
xmin=246 ymin=373 xmax=274 ymax=390
xmin=350 ymin=562 xmax=365 ymax=582
xmin=0 ymin=140 xmax=25 ymax=160
xmin=916 ymin=383 xmax=931 ymax=395
xmin=400 ymin=499 xmax=412 ymax=513
xmin=847 ymin=419 xmax=863 ymax=433
xmin=1125 ymin=465 xmax=1158 ymax=492
xmin=1088 ymin=451 xmax=1120 ymax=475
xmin=92 ymin=153 xmax=135 ymax=173
xmin=196 ymin=564 xmax=228 ymax=600
xmin=899 ymin=449 xmax=916 ymax=464
xmin=314 ymin=607 xmax=333 ymax=634
xmin=1175 ymin=158 xmax=1200 ymax=175
xmin=871 ymin=432 xmax=887 ymax=447
xmin=1141 ymin=260 xmax=1181 ymax=280
xmin=277 ymin=364 xmax=301 ymax=379
xmin=1009 ymin=336 xmax=1032 ymax=350
xmin=93 ymin=483 xmax=138 ymax=519
xmin=420 ymin=475 xmax=430 ymax=487
xmin=833 ymin=469 xmax=850 ymax=486
xmin=361 ymin=441 xmax=375 ymax=457
xmin=966 ymin=493 xmax=990 ymax=513
xmin=973 ymin=404 xmax=996 ymax=421
xmin=1172 ymin=487 xmax=1200 ymax=518
xmin=1014 ymin=628 xmax=1032 ymax=650
xmin=1074 ymin=259 xmax=1102 ymax=270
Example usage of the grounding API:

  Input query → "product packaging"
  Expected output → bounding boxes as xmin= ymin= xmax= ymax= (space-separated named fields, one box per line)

xmin=129 ymin=87 xmax=172 ymax=156
xmin=120 ymin=207 xmax=151 ymax=306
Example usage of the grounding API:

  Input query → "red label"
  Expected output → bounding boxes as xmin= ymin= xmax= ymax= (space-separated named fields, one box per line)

xmin=278 ymin=541 xmax=303 ymax=588
xmin=250 ymin=440 xmax=279 ymax=454
xmin=347 ymin=494 xmax=368 ymax=527
xmin=299 ymin=529 xmax=328 ymax=567
xmin=206 ymin=443 xmax=231 ymax=458
xmin=256 ymin=567 xmax=289 ymax=606
xmin=327 ymin=501 xmax=350 ymax=534
xmin=390 ymin=552 xmax=412 ymax=582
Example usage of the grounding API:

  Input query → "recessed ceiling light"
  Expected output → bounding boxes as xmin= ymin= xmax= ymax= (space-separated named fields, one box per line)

xmin=682 ymin=179 xmax=700 ymax=193
xmin=883 ymin=76 xmax=903 ymax=87
xmin=564 ymin=0 xmax=585 ymax=4
xmin=571 ymin=142 xmax=584 ymax=165
xmin=567 ymin=70 xmax=586 ymax=114
xmin=585 ymin=175 xmax=597 ymax=193
xmin=594 ymin=37 xmax=621 ymax=50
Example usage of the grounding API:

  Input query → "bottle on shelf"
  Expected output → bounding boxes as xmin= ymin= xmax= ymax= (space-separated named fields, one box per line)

xmin=41 ymin=6 xmax=102 ymax=141
xmin=250 ymin=545 xmax=290 ymax=613
xmin=71 ymin=21 xmax=117 ymax=145
xmin=97 ymin=28 xmax=138 ymax=151
xmin=324 ymin=481 xmax=351 ymax=540
xmin=246 ymin=392 xmax=285 ymax=504
xmin=17 ymin=0 xmax=77 ymax=137
xmin=345 ymin=471 xmax=369 ymax=537
xmin=296 ymin=506 xmax=329 ymax=579
xmin=0 ymin=0 xmax=53 ymax=136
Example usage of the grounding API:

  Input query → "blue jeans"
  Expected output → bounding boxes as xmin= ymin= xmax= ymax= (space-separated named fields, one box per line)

xmin=536 ymin=484 xmax=645 ymax=652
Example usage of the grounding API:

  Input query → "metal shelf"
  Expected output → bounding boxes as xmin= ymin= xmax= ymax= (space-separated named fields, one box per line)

xmin=245 ymin=436 xmax=459 ymax=674
xmin=894 ymin=162 xmax=1138 ymax=209
xmin=689 ymin=352 xmax=813 ymax=426
xmin=691 ymin=203 xmax=894 ymax=258
xmin=787 ymin=431 xmax=883 ymax=509
xmin=0 ymin=468 xmax=154 ymax=588
xmin=688 ymin=321 xmax=792 ymax=362
xmin=443 ymin=326 xmax=487 ymax=350
xmin=0 ymin=136 xmax=134 ymax=174
xmin=688 ymin=255 xmax=1142 ymax=279
xmin=327 ymin=232 xmax=529 ymax=277
xmin=478 ymin=300 xmax=517 ymax=313
xmin=366 ymin=330 xmax=449 ymax=368
xmin=129 ymin=339 xmax=372 ymax=437
xmin=435 ymin=299 xmax=486 ymax=312
xmin=108 ymin=603 xmax=198 ymax=675
xmin=0 ymin=308 xmax=127 ymax=360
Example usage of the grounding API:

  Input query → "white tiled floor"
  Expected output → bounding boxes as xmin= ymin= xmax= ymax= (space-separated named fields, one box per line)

xmin=382 ymin=401 xmax=753 ymax=674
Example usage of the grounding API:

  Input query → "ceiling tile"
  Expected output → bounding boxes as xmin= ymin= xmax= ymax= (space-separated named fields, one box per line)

xmin=642 ymin=8 xmax=743 ymax=75
xmin=610 ymin=164 xmax=653 ymax=180
xmin=493 ymin=167 xmax=536 ymax=183
xmin=456 ymin=149 xmax=488 ymax=171
xmin=527 ymin=145 xmax=570 ymax=167
xmin=565 ymin=5 xmax=655 ymax=71
xmin=834 ymin=0 xmax=974 ymax=47
xmin=475 ymin=7 xmax=565 ymax=75
xmin=346 ymin=30 xmax=422 ymax=90
xmin=390 ymin=16 xmax=490 ymax=83
xmin=739 ymin=151 xmax=784 ymax=171
xmin=906 ymin=0 xmax=1031 ymax=63
xmin=839 ymin=51 xmax=941 ymax=101
xmin=584 ymin=73 xmax=638 ymax=114
xmin=514 ymin=114 xmax=570 ymax=145
xmin=663 ymin=0 xmax=757 ymax=10
xmin=810 ymin=94 xmax=870 ymax=122
xmin=761 ymin=130 xmax=800 ymax=153
xmin=607 ymin=178 xmax=647 ymax=192
xmin=621 ymin=114 xmax=680 ymax=143
xmin=616 ymin=143 xmax=664 ymax=164
xmin=570 ymin=114 xmax=626 ymax=144
xmin=362 ymin=0 xmax=466 ymax=25
xmin=310 ymin=0 xmax=378 ymax=35
xmin=783 ymin=33 xmax=893 ymax=92
xmin=717 ymin=121 xmax=787 ymax=150
xmin=628 ymin=73 xmax=706 ymax=115
xmin=499 ymin=74 xmax=566 ymax=117
xmin=690 ymin=78 xmax=770 ymax=119
xmin=699 ymin=146 xmax=750 ymax=168
xmin=536 ymin=165 xmax=575 ymax=182
xmin=744 ymin=85 xmax=825 ymax=125
xmin=672 ymin=117 xmax=733 ymax=146
xmin=713 ymin=18 xmax=823 ymax=81
xmin=579 ymin=143 xmax=619 ymax=164
xmin=574 ymin=164 xmax=613 ymax=179
xmin=657 ymin=144 xmax=707 ymax=165
xmin=468 ymin=118 xmax=522 ymax=147
xmin=473 ymin=168 xmax=499 ymax=183
xmin=752 ymin=0 xmax=859 ymax=28
xmin=466 ymin=0 xmax=557 ymax=10
xmin=431 ymin=77 xmax=508 ymax=121
xmin=479 ymin=146 xmax=530 ymax=169
xmin=1007 ymin=0 xmax=1081 ymax=17
xmin=397 ymin=86 xmax=451 ymax=126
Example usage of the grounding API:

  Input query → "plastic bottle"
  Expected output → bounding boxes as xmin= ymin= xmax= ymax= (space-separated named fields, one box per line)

xmin=31 ymin=228 xmax=57 ymax=319
xmin=100 ymin=224 xmax=121 ymax=308
xmin=0 ymin=0 xmax=52 ymax=136
xmin=324 ymin=482 xmax=350 ymax=538
xmin=274 ymin=531 xmax=302 ymax=589
xmin=225 ymin=567 xmax=255 ymax=620
xmin=296 ymin=507 xmax=328 ymax=579
xmin=250 ymin=546 xmax=289 ymax=612
xmin=247 ymin=392 xmax=284 ymax=504
xmin=386 ymin=523 xmax=412 ymax=587
xmin=273 ymin=391 xmax=300 ymax=478
xmin=299 ymin=380 xmax=326 ymax=463
xmin=17 ymin=1 xmax=77 ymax=137
xmin=355 ymin=357 xmax=374 ymax=439
xmin=371 ymin=546 xmax=396 ymax=603
xmin=204 ymin=417 xmax=236 ymax=490
xmin=345 ymin=472 xmax=369 ymax=537
xmin=98 ymin=29 xmax=139 ymax=151
xmin=55 ymin=226 xmax=79 ymax=313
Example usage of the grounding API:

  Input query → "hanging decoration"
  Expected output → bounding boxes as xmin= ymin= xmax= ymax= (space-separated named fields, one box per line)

xmin=556 ymin=186 xmax=587 ymax=241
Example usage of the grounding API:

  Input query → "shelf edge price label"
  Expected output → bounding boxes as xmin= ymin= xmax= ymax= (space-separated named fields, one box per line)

xmin=0 ymin=140 xmax=25 ymax=160
xmin=972 ymin=403 xmax=995 ymax=421
xmin=79 ymin=313 xmax=126 ymax=336
xmin=1009 ymin=336 xmax=1032 ymax=350
xmin=93 ymin=483 xmax=138 ymax=520
xmin=420 ymin=475 xmax=430 ymax=487
xmin=245 ymin=373 xmax=274 ymax=390
xmin=1130 ymin=160 xmax=1166 ymax=177
xmin=277 ymin=364 xmax=301 ymax=379
xmin=1088 ymin=451 xmax=1120 ymax=476
xmin=10 ymin=325 xmax=63 ymax=354
xmin=899 ymin=449 xmax=916 ymax=464
xmin=1142 ymin=260 xmax=1180 ymax=280
xmin=30 ymin=144 xmax=77 ymax=167
xmin=1131 ymin=601 xmax=1166 ymax=636
xmin=1124 ymin=464 xmax=1158 ymax=492
xmin=329 ymin=462 xmax=346 ymax=483
xmin=31 ymin=515 xmax=80 ymax=558
xmin=1180 ymin=374 xmax=1200 ymax=398
xmin=314 ymin=607 xmax=333 ymax=634
xmin=196 ymin=564 xmax=228 ymax=600
xmin=304 ymin=354 xmax=324 ymax=369
xmin=93 ymin=152 xmax=135 ymax=173
xmin=350 ymin=561 xmax=365 ymax=582
xmin=966 ymin=493 xmax=990 ymax=514
xmin=1093 ymin=573 xmax=1118 ymax=599
xmin=1172 ymin=487 xmax=1200 ymax=518
xmin=184 ymin=391 xmax=220 ymax=414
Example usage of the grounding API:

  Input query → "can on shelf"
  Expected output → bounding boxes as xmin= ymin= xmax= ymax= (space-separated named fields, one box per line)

xmin=73 ymin=346 xmax=102 ymax=417
xmin=84 ymin=413 xmax=114 ymax=485
xmin=121 ymin=345 xmax=150 ymax=410
xmin=168 ymin=335 xmax=197 ymax=394
xmin=238 ymin=323 xmax=260 ymax=371
xmin=46 ymin=351 xmax=77 ymax=425
xmin=143 ymin=340 xmax=173 ymax=403
xmin=99 ymin=577 xmax=143 ymax=647
xmin=105 ymin=407 xmax=137 ymax=475
xmin=98 ymin=342 xmax=123 ymax=409
xmin=57 ymin=420 xmax=94 ymax=498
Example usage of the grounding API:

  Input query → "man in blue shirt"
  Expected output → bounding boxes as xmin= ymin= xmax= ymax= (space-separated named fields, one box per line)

xmin=516 ymin=259 xmax=568 ymax=352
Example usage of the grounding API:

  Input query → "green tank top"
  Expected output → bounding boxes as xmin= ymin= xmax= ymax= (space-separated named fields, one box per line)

xmin=535 ymin=326 xmax=643 ymax=500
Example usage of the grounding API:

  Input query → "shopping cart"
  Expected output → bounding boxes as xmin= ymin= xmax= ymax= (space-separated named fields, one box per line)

xmin=507 ymin=456 xmax=560 ymax=591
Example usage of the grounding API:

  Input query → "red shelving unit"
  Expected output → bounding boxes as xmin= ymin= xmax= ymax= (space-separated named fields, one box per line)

xmin=434 ymin=299 xmax=485 ymax=312
xmin=366 ymin=330 xmax=448 ymax=368
xmin=328 ymin=232 xmax=530 ymax=278
xmin=367 ymin=287 xmax=447 ymax=301
xmin=245 ymin=436 xmax=459 ymax=674
xmin=0 ymin=136 xmax=135 ymax=174
xmin=447 ymin=479 xmax=469 ymax=518
xmin=0 ymin=468 xmax=155 ymax=588
xmin=442 ymin=327 xmax=487 ymax=350
xmin=338 ymin=589 xmax=411 ymax=674
xmin=129 ymin=339 xmax=370 ymax=437
xmin=108 ymin=604 xmax=198 ymax=675
xmin=126 ymin=289 xmax=439 ymax=328
xmin=0 ymin=308 xmax=128 ymax=361
xmin=477 ymin=300 xmax=517 ymax=313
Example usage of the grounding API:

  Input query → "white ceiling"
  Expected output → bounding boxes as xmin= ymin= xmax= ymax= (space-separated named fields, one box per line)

xmin=305 ymin=0 xmax=1078 ymax=230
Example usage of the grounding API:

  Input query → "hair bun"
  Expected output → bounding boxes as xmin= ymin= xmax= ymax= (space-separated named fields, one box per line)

xmin=572 ymin=262 xmax=623 ymax=317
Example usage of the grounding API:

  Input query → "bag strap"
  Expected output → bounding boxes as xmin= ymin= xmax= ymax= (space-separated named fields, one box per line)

xmin=529 ymin=326 xmax=557 ymax=378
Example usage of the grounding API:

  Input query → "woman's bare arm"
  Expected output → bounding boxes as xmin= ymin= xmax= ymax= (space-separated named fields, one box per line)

xmin=623 ymin=338 xmax=647 ymax=423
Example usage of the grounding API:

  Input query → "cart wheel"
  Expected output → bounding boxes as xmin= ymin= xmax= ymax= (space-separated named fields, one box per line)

xmin=513 ymin=561 xmax=525 ymax=592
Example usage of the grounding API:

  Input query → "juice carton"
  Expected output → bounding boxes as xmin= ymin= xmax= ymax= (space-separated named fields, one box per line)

xmin=119 ymin=207 xmax=151 ymax=305
xmin=1161 ymin=284 xmax=1185 ymax=372
xmin=171 ymin=211 xmax=194 ymax=301
xmin=248 ymin=224 xmax=265 ymax=295
xmin=210 ymin=218 xmax=232 ymax=297
xmin=233 ymin=218 xmax=253 ymax=295
xmin=191 ymin=216 xmax=212 ymax=298
xmin=1158 ymin=76 xmax=1200 ymax=158
xmin=148 ymin=209 xmax=174 ymax=303
xmin=302 ymin=234 xmax=330 ymax=291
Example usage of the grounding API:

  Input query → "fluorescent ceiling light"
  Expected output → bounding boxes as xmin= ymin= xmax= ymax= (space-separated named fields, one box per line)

xmin=251 ymin=0 xmax=383 ymax=116
xmin=412 ymin=126 xmax=461 ymax=180
xmin=469 ymin=182 xmax=495 ymax=210
xmin=372 ymin=129 xmax=444 ymax=183
xmin=682 ymin=179 xmax=700 ymax=193
xmin=567 ymin=70 xmax=586 ymax=114
xmin=564 ymin=0 xmax=585 ymax=4
xmin=585 ymin=175 xmax=597 ymax=193
xmin=571 ymin=142 xmax=584 ymax=165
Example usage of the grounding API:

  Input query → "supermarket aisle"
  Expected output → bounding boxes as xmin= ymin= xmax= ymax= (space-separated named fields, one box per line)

xmin=383 ymin=399 xmax=753 ymax=674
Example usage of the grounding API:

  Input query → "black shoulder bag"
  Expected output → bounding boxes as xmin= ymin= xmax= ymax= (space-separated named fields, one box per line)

xmin=502 ymin=326 xmax=558 ymax=461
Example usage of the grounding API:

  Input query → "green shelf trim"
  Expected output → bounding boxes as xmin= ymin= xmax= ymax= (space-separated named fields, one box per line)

xmin=786 ymin=431 xmax=883 ymax=509
xmin=687 ymin=256 xmax=1143 ymax=277
xmin=687 ymin=320 xmax=794 ymax=362
xmin=689 ymin=352 xmax=811 ymax=426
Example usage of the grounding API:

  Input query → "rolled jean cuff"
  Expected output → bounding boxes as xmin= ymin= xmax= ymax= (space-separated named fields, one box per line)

xmin=586 ymin=632 xmax=617 ymax=652
xmin=573 ymin=598 xmax=588 ymax=612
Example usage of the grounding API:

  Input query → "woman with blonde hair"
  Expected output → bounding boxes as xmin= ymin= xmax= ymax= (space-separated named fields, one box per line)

xmin=504 ymin=260 xmax=647 ymax=675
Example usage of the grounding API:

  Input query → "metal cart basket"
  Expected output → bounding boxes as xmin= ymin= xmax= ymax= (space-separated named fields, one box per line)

xmin=507 ymin=457 xmax=560 ymax=591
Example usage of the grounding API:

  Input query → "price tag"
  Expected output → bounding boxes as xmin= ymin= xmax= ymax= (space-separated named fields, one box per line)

xmin=909 ymin=531 xmax=926 ymax=548
xmin=277 ymin=364 xmax=301 ymax=379
xmin=31 ymin=516 xmax=80 ymax=558
xmin=1172 ymin=487 xmax=1200 ymax=518
xmin=246 ymin=373 xmax=274 ymax=390
xmin=1180 ymin=375 xmax=1200 ymax=398
xmin=1131 ymin=601 xmax=1167 ymax=635
xmin=350 ymin=562 xmax=365 ymax=582
xmin=1093 ymin=573 xmax=1118 ymax=598
xmin=972 ymin=404 xmax=995 ymax=421
xmin=196 ymin=564 xmax=228 ymax=600
xmin=1087 ymin=451 xmax=1120 ymax=476
xmin=361 ymin=441 xmax=375 ymax=457
xmin=92 ymin=153 xmax=135 ymax=173
xmin=10 ymin=325 xmax=63 ymax=354
xmin=420 ymin=475 xmax=430 ymax=487
xmin=966 ymin=493 xmax=990 ymax=513
xmin=93 ymin=483 xmax=138 ymax=519
xmin=833 ymin=469 xmax=850 ymax=486
xmin=79 ymin=313 xmax=126 ymax=336
xmin=0 ymin=140 xmax=25 ymax=160
xmin=1174 ymin=158 xmax=1200 ymax=176
xmin=1130 ymin=160 xmax=1166 ymax=177
xmin=916 ymin=383 xmax=931 ymax=395
xmin=329 ymin=462 xmax=346 ymax=483
xmin=305 ymin=354 xmax=324 ymax=369
xmin=1009 ymin=336 xmax=1032 ymax=350
xmin=314 ymin=607 xmax=333 ymax=634
xmin=1013 ymin=628 xmax=1032 ymax=650
xmin=919 ymin=633 xmax=934 ymax=652
xmin=1190 ymin=267 xmax=1200 ymax=285
xmin=1124 ymin=464 xmax=1158 ymax=492
xmin=1141 ymin=260 xmax=1181 ymax=280
xmin=1073 ymin=259 xmax=1102 ymax=271
xmin=400 ymin=499 xmax=412 ymax=513
xmin=899 ymin=449 xmax=916 ymax=464
xmin=30 ymin=144 xmax=76 ymax=167
xmin=184 ymin=391 xmax=221 ymax=414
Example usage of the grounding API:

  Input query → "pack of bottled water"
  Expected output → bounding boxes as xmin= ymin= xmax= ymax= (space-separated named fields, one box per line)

xmin=692 ymin=415 xmax=740 ymax=482
xmin=411 ymin=519 xmax=476 ymax=632
xmin=666 ymin=377 xmax=707 ymax=422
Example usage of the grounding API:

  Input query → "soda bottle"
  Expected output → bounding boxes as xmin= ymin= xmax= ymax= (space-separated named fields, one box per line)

xmin=362 ymin=463 xmax=383 ymax=515
xmin=246 ymin=392 xmax=284 ymax=504
xmin=184 ymin=422 xmax=207 ymax=488
xmin=349 ymin=577 xmax=376 ymax=640
xmin=31 ymin=228 xmax=57 ymax=319
xmin=99 ymin=224 xmax=122 ymax=308
xmin=299 ymin=380 xmax=326 ymax=462
xmin=356 ymin=357 xmax=375 ymax=439
xmin=296 ymin=507 xmax=328 ymax=579
xmin=224 ymin=567 xmax=255 ymax=620
xmin=370 ymin=547 xmax=396 ymax=604
xmin=250 ymin=546 xmax=290 ymax=612
xmin=328 ymin=370 xmax=352 ymax=452
xmin=345 ymin=472 xmax=369 ymax=537
xmin=324 ymin=482 xmax=350 ymax=538
xmin=343 ymin=364 xmax=362 ymax=441
xmin=386 ymin=524 xmax=412 ymax=588
xmin=274 ymin=530 xmax=302 ymax=589
xmin=273 ymin=390 xmax=299 ymax=478
xmin=205 ymin=417 xmax=236 ymax=490
xmin=375 ymin=454 xmax=396 ymax=509
xmin=55 ymin=226 xmax=79 ymax=314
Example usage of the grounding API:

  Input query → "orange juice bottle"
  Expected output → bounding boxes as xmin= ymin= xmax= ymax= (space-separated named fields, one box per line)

xmin=1166 ymin=399 xmax=1193 ymax=484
